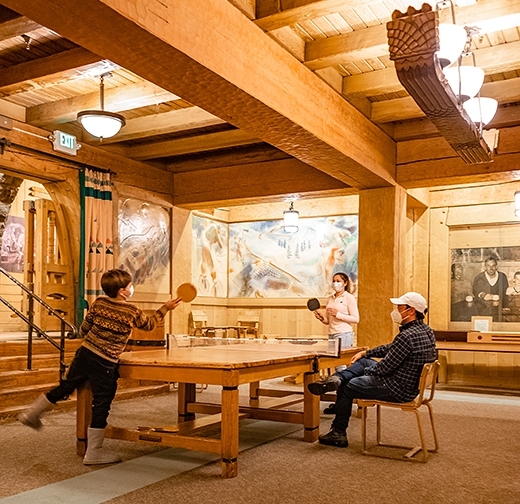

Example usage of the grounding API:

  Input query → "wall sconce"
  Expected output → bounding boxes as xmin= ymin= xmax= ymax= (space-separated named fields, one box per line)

xmin=77 ymin=73 xmax=126 ymax=141
xmin=283 ymin=201 xmax=299 ymax=233
xmin=386 ymin=2 xmax=495 ymax=164
xmin=515 ymin=191 xmax=520 ymax=217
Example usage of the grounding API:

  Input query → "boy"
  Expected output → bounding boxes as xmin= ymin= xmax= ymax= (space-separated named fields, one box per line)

xmin=18 ymin=269 xmax=181 ymax=465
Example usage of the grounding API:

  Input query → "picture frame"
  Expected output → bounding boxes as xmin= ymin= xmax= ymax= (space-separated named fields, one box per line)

xmin=471 ymin=316 xmax=493 ymax=332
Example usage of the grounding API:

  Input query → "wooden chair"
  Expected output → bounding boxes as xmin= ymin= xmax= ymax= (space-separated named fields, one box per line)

xmin=189 ymin=310 xmax=208 ymax=336
xmin=236 ymin=310 xmax=260 ymax=338
xmin=357 ymin=360 xmax=440 ymax=462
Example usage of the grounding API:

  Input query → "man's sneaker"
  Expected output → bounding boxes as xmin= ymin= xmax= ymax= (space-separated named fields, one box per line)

xmin=307 ymin=376 xmax=341 ymax=396
xmin=318 ymin=429 xmax=348 ymax=448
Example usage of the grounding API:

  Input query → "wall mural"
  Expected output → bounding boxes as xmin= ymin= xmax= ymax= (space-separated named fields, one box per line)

xmin=118 ymin=198 xmax=170 ymax=294
xmin=450 ymin=246 xmax=520 ymax=322
xmin=0 ymin=215 xmax=24 ymax=273
xmin=229 ymin=215 xmax=358 ymax=298
xmin=191 ymin=215 xmax=228 ymax=297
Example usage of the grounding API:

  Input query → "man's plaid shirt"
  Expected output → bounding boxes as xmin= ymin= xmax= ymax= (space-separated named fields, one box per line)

xmin=364 ymin=319 xmax=437 ymax=402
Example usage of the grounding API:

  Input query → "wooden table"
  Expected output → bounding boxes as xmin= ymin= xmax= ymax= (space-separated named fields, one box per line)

xmin=76 ymin=340 xmax=362 ymax=477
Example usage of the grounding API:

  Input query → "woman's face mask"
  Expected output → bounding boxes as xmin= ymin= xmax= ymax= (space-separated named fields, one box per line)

xmin=332 ymin=281 xmax=344 ymax=292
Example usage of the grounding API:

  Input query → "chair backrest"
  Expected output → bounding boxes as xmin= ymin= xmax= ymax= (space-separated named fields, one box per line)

xmin=413 ymin=360 xmax=440 ymax=406
xmin=189 ymin=310 xmax=208 ymax=336
xmin=237 ymin=310 xmax=260 ymax=337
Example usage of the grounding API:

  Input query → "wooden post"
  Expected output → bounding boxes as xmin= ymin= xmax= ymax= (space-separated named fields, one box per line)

xmin=357 ymin=187 xmax=408 ymax=349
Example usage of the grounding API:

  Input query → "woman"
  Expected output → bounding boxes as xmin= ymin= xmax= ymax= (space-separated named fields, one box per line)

xmin=314 ymin=272 xmax=359 ymax=413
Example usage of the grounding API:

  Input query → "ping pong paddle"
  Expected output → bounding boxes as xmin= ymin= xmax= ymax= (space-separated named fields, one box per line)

xmin=176 ymin=283 xmax=197 ymax=302
xmin=307 ymin=298 xmax=320 ymax=311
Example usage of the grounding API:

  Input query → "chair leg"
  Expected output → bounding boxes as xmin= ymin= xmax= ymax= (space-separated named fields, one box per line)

xmin=406 ymin=409 xmax=428 ymax=462
xmin=361 ymin=406 xmax=368 ymax=454
xmin=426 ymin=403 xmax=439 ymax=452
xmin=376 ymin=404 xmax=382 ymax=446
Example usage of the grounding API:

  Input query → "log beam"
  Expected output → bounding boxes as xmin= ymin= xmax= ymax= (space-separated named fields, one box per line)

xmin=396 ymin=126 xmax=520 ymax=188
xmin=172 ymin=158 xmax=350 ymax=208
xmin=0 ymin=119 xmax=173 ymax=199
xmin=1 ymin=0 xmax=396 ymax=190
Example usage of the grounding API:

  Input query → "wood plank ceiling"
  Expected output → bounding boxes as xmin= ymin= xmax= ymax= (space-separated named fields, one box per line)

xmin=0 ymin=0 xmax=520 ymax=208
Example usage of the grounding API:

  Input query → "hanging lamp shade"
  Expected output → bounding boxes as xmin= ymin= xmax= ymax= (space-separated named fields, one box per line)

xmin=283 ymin=202 xmax=299 ymax=233
xmin=463 ymin=97 xmax=498 ymax=126
xmin=436 ymin=23 xmax=467 ymax=68
xmin=77 ymin=74 xmax=126 ymax=140
xmin=443 ymin=65 xmax=484 ymax=101
xmin=77 ymin=110 xmax=126 ymax=139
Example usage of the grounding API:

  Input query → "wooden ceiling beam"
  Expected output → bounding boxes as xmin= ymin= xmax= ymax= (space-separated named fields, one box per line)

xmin=372 ymin=76 xmax=520 ymax=124
xmin=172 ymin=157 xmax=350 ymax=208
xmin=100 ymin=107 xmax=225 ymax=144
xmin=0 ymin=47 xmax=101 ymax=92
xmin=26 ymin=81 xmax=180 ymax=127
xmin=3 ymin=0 xmax=396 ymax=189
xmin=305 ymin=0 xmax=520 ymax=70
xmin=167 ymin=144 xmax=289 ymax=172
xmin=0 ymin=13 xmax=41 ymax=40
xmin=122 ymin=129 xmax=261 ymax=161
xmin=255 ymin=0 xmax=377 ymax=31
xmin=0 ymin=119 xmax=173 ymax=199
xmin=397 ymin=125 xmax=520 ymax=188
xmin=343 ymin=41 xmax=520 ymax=99
xmin=393 ymin=104 xmax=520 ymax=142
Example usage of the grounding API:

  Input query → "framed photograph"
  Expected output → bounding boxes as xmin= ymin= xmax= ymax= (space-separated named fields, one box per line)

xmin=471 ymin=316 xmax=493 ymax=332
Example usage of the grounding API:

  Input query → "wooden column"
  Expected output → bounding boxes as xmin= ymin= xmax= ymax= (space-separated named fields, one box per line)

xmin=357 ymin=187 xmax=407 ymax=349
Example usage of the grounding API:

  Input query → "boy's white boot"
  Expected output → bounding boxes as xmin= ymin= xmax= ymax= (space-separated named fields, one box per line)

xmin=18 ymin=394 xmax=52 ymax=429
xmin=83 ymin=427 xmax=121 ymax=465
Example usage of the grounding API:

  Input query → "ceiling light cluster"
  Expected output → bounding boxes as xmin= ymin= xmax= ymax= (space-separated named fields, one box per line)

xmin=436 ymin=1 xmax=498 ymax=131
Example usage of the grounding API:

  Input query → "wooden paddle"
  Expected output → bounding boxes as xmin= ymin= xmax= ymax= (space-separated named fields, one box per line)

xmin=307 ymin=298 xmax=320 ymax=311
xmin=176 ymin=282 xmax=197 ymax=302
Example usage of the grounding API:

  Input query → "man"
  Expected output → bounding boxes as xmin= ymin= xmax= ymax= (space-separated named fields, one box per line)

xmin=472 ymin=256 xmax=508 ymax=321
xmin=307 ymin=292 xmax=437 ymax=448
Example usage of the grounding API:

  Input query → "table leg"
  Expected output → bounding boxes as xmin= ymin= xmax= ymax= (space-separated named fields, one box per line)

xmin=249 ymin=381 xmax=260 ymax=407
xmin=303 ymin=372 xmax=320 ymax=442
xmin=221 ymin=385 xmax=239 ymax=478
xmin=178 ymin=382 xmax=196 ymax=422
xmin=76 ymin=382 xmax=92 ymax=456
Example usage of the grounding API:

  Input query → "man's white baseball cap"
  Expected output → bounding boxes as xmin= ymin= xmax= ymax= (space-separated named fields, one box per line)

xmin=390 ymin=292 xmax=427 ymax=313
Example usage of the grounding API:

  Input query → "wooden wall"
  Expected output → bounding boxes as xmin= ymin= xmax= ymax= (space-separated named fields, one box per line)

xmin=429 ymin=182 xmax=520 ymax=389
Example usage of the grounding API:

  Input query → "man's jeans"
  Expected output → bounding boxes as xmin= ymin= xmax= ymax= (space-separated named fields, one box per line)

xmin=331 ymin=357 xmax=399 ymax=434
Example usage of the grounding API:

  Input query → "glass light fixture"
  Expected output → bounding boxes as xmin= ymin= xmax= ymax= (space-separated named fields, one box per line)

xmin=283 ymin=201 xmax=299 ymax=233
xmin=463 ymin=97 xmax=498 ymax=126
xmin=515 ymin=191 xmax=520 ymax=217
xmin=436 ymin=23 xmax=467 ymax=68
xmin=77 ymin=73 xmax=125 ymax=140
xmin=443 ymin=65 xmax=484 ymax=101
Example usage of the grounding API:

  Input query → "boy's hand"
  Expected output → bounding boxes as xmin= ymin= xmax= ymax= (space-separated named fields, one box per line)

xmin=165 ymin=297 xmax=182 ymax=310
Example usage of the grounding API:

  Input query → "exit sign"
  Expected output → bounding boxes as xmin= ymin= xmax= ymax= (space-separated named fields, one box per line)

xmin=52 ymin=130 xmax=78 ymax=155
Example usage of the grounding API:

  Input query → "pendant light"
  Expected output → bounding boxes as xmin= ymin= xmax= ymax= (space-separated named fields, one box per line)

xmin=77 ymin=73 xmax=126 ymax=141
xmin=283 ymin=201 xmax=299 ymax=233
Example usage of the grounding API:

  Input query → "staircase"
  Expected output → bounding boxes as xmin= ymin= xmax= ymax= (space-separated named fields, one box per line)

xmin=0 ymin=337 xmax=171 ymax=423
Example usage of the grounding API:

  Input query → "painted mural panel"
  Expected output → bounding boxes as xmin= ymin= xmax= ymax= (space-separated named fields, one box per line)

xmin=118 ymin=198 xmax=170 ymax=294
xmin=450 ymin=246 xmax=520 ymax=322
xmin=191 ymin=215 xmax=228 ymax=297
xmin=0 ymin=215 xmax=24 ymax=273
xmin=229 ymin=215 xmax=358 ymax=298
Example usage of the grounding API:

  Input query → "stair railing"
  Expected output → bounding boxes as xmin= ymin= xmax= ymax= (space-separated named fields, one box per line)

xmin=0 ymin=267 xmax=77 ymax=379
